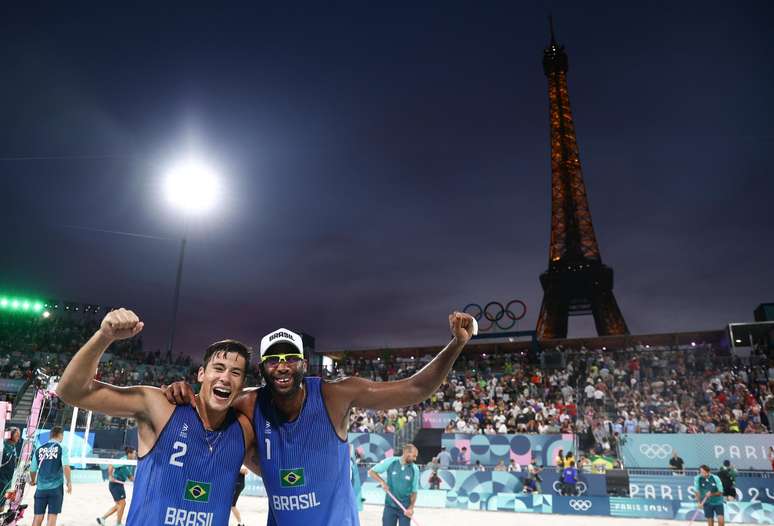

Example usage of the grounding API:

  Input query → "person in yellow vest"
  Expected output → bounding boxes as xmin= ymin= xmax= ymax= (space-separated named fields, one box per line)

xmin=554 ymin=449 xmax=564 ymax=472
xmin=728 ymin=417 xmax=740 ymax=433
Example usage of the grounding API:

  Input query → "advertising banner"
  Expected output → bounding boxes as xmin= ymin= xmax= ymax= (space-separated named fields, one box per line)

xmin=609 ymin=497 xmax=679 ymax=519
xmin=552 ymin=496 xmax=611 ymax=516
xmin=357 ymin=478 xmax=774 ymax=523
xmin=621 ymin=434 xmax=774 ymax=470
xmin=442 ymin=433 xmax=574 ymax=466
xmin=348 ymin=432 xmax=394 ymax=462
xmin=629 ymin=473 xmax=774 ymax=504
xmin=422 ymin=412 xmax=457 ymax=429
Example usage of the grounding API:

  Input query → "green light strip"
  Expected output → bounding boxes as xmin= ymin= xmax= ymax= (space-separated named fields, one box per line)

xmin=0 ymin=295 xmax=48 ymax=315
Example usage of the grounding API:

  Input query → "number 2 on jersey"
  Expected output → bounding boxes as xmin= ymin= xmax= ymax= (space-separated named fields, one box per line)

xmin=169 ymin=441 xmax=187 ymax=467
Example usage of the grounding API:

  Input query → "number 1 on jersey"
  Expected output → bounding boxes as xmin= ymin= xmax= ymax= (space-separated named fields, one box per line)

xmin=265 ymin=438 xmax=271 ymax=460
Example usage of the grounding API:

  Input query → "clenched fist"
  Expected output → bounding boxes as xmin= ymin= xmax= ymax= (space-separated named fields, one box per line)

xmin=448 ymin=311 xmax=477 ymax=345
xmin=99 ymin=308 xmax=144 ymax=342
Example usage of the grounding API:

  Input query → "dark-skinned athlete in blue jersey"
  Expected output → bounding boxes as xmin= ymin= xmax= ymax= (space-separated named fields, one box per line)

xmin=163 ymin=311 xmax=477 ymax=526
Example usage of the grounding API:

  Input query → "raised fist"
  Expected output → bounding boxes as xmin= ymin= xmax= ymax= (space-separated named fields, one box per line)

xmin=99 ymin=308 xmax=144 ymax=342
xmin=448 ymin=311 xmax=477 ymax=345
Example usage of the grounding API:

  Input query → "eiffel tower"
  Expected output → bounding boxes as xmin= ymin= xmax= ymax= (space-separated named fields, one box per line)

xmin=536 ymin=18 xmax=629 ymax=339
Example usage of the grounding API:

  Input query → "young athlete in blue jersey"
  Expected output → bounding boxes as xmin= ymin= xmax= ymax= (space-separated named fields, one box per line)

xmin=164 ymin=311 xmax=477 ymax=526
xmin=58 ymin=308 xmax=260 ymax=526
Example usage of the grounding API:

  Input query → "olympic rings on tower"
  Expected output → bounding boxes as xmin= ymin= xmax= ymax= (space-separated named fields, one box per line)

xmin=463 ymin=300 xmax=527 ymax=331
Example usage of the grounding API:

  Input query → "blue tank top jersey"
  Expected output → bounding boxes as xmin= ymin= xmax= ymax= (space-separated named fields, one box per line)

xmin=126 ymin=405 xmax=246 ymax=526
xmin=255 ymin=376 xmax=359 ymax=526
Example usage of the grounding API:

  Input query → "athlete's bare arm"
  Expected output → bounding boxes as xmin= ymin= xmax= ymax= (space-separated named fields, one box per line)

xmin=57 ymin=308 xmax=175 ymax=455
xmin=322 ymin=311 xmax=475 ymax=439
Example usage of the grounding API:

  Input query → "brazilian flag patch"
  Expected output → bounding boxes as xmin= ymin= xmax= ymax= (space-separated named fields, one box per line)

xmin=280 ymin=468 xmax=305 ymax=488
xmin=184 ymin=480 xmax=211 ymax=503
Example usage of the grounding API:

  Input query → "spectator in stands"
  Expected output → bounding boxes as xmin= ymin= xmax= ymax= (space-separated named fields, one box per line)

xmin=494 ymin=460 xmax=507 ymax=472
xmin=459 ymin=446 xmax=469 ymax=465
xmin=670 ymin=450 xmax=685 ymax=475
xmin=554 ymin=449 xmax=564 ymax=472
xmin=437 ymin=447 xmax=451 ymax=469
xmin=508 ymin=459 xmax=521 ymax=472
xmin=577 ymin=455 xmax=591 ymax=472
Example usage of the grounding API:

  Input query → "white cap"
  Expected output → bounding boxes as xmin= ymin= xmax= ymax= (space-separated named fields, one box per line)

xmin=259 ymin=328 xmax=304 ymax=359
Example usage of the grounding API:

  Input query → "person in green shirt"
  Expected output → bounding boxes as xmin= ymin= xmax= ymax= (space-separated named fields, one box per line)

xmin=96 ymin=446 xmax=137 ymax=526
xmin=0 ymin=427 xmax=21 ymax=506
xmin=30 ymin=426 xmax=72 ymax=526
xmin=369 ymin=444 xmax=420 ymax=526
xmin=694 ymin=465 xmax=725 ymax=526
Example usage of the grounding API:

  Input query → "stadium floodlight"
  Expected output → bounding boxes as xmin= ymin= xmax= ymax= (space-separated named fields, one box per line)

xmin=42 ymin=310 xmax=51 ymax=318
xmin=0 ymin=294 xmax=48 ymax=317
xmin=163 ymin=158 xmax=220 ymax=214
xmin=161 ymin=156 xmax=222 ymax=353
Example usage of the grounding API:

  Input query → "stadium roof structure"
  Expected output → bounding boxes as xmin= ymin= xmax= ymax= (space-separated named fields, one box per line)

xmin=321 ymin=328 xmax=726 ymax=360
xmin=728 ymin=321 xmax=774 ymax=348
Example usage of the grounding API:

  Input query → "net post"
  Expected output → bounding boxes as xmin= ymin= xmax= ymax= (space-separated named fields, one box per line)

xmin=68 ymin=405 xmax=78 ymax=454
xmin=81 ymin=409 xmax=93 ymax=460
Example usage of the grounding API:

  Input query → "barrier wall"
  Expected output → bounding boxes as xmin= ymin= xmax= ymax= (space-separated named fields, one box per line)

xmin=244 ymin=470 xmax=774 ymax=523
xmin=629 ymin=473 xmax=774 ymax=504
xmin=442 ymin=433 xmax=574 ymax=466
xmin=621 ymin=434 xmax=774 ymax=470
xmin=416 ymin=468 xmax=606 ymax=496
xmin=348 ymin=432 xmax=394 ymax=462
xmin=0 ymin=378 xmax=25 ymax=392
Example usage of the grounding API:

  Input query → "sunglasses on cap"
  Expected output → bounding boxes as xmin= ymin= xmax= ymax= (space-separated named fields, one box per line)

xmin=261 ymin=353 xmax=304 ymax=366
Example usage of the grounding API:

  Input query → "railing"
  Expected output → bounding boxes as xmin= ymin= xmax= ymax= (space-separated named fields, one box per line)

xmin=626 ymin=467 xmax=773 ymax=478
xmin=394 ymin=414 xmax=421 ymax=451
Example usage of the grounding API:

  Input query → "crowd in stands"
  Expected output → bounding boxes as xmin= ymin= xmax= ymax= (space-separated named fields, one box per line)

xmin=340 ymin=342 xmax=774 ymax=456
xmin=3 ymin=313 xmax=773 ymax=446
xmin=0 ymin=314 xmax=239 ymax=429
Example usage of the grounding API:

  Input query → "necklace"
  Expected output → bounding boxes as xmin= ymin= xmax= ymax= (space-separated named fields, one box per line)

xmin=203 ymin=429 xmax=223 ymax=453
